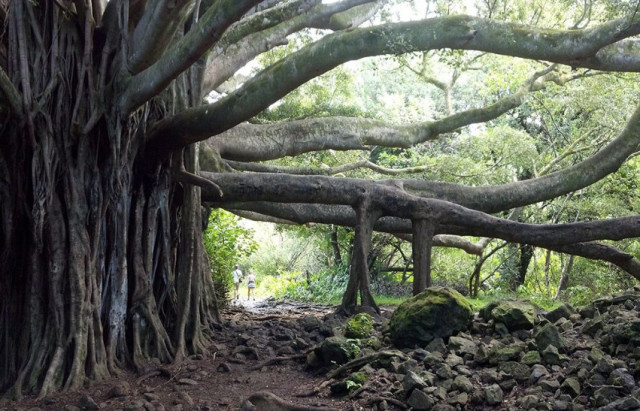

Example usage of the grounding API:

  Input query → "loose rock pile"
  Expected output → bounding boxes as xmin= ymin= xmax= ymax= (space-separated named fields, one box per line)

xmin=303 ymin=287 xmax=640 ymax=410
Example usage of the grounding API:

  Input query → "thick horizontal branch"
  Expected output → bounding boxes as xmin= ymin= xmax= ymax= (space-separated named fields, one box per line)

xmin=226 ymin=203 xmax=484 ymax=255
xmin=120 ymin=0 xmax=260 ymax=113
xmin=200 ymin=97 xmax=640 ymax=219
xmin=220 ymin=201 xmax=640 ymax=278
xmin=225 ymin=159 xmax=434 ymax=176
xmin=395 ymin=101 xmax=640 ymax=213
xmin=207 ymin=66 xmax=578 ymax=162
xmin=147 ymin=14 xmax=640 ymax=154
xmin=201 ymin=172 xmax=640 ymax=247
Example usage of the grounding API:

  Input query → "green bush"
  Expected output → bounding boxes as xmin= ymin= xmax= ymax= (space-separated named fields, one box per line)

xmin=344 ymin=313 xmax=374 ymax=339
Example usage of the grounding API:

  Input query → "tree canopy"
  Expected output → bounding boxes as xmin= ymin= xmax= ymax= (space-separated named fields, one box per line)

xmin=2 ymin=0 xmax=640 ymax=398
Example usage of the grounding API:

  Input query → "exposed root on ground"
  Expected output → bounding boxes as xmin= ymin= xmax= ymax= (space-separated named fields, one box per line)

xmin=240 ymin=391 xmax=338 ymax=411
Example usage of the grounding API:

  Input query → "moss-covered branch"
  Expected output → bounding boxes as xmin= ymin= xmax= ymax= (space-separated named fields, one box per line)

xmin=120 ymin=0 xmax=260 ymax=113
xmin=201 ymin=0 xmax=376 ymax=95
xmin=148 ymin=14 xmax=640 ymax=155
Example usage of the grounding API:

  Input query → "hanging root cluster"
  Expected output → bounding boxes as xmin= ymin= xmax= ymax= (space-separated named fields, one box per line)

xmin=0 ymin=1 xmax=217 ymax=399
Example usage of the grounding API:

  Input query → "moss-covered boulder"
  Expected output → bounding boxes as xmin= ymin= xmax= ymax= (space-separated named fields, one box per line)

xmin=480 ymin=300 xmax=539 ymax=331
xmin=344 ymin=313 xmax=374 ymax=339
xmin=388 ymin=287 xmax=473 ymax=348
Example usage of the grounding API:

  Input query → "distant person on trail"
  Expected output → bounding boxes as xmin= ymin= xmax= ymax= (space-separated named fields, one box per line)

xmin=232 ymin=264 xmax=243 ymax=300
xmin=247 ymin=270 xmax=256 ymax=301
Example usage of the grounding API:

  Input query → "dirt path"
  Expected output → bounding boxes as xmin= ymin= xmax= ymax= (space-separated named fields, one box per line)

xmin=4 ymin=300 xmax=358 ymax=411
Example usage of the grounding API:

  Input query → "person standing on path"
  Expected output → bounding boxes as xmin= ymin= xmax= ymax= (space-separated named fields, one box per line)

xmin=232 ymin=264 xmax=243 ymax=300
xmin=247 ymin=270 xmax=256 ymax=300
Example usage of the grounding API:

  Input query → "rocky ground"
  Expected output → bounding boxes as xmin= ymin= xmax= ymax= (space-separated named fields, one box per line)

xmin=4 ymin=288 xmax=640 ymax=410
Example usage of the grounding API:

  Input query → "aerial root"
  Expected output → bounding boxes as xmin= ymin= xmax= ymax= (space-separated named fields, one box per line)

xmin=249 ymin=352 xmax=307 ymax=371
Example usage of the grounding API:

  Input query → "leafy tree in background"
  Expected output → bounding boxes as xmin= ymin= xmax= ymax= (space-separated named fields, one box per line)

xmin=4 ymin=0 xmax=640 ymax=397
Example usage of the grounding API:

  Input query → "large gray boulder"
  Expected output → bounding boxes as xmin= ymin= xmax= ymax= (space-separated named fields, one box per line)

xmin=388 ymin=287 xmax=473 ymax=348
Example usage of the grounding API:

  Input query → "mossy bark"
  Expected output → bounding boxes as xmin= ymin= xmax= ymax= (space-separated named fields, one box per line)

xmin=0 ymin=2 xmax=217 ymax=398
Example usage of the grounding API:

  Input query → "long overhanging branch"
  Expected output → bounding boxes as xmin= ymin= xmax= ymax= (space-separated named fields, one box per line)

xmin=202 ymin=0 xmax=377 ymax=95
xmin=146 ymin=14 xmax=640 ymax=155
xmin=224 ymin=159 xmax=434 ymax=176
xmin=227 ymin=205 xmax=486 ymax=255
xmin=200 ymin=172 xmax=640 ymax=246
xmin=209 ymin=100 xmax=640 ymax=216
xmin=119 ymin=0 xmax=260 ymax=113
xmin=207 ymin=66 xmax=562 ymax=161
xmin=394 ymin=101 xmax=640 ymax=213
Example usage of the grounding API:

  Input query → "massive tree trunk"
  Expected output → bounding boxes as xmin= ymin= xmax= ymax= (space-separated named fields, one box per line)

xmin=0 ymin=2 xmax=216 ymax=398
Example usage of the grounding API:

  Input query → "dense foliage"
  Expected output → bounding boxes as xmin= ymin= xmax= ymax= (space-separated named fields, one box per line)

xmin=203 ymin=210 xmax=257 ymax=304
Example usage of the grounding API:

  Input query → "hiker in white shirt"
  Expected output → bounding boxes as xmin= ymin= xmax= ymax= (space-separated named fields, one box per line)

xmin=232 ymin=265 xmax=243 ymax=300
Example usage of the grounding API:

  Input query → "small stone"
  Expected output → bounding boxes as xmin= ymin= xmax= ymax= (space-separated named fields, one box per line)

xmin=594 ymin=386 xmax=619 ymax=407
xmin=529 ymin=364 xmax=549 ymax=383
xmin=498 ymin=361 xmax=530 ymax=381
xmin=608 ymin=368 xmax=636 ymax=393
xmin=552 ymin=400 xmax=569 ymax=411
xmin=106 ymin=381 xmax=131 ymax=398
xmin=484 ymin=383 xmax=503 ymax=406
xmin=448 ymin=336 xmax=478 ymax=356
xmin=445 ymin=353 xmax=464 ymax=367
xmin=122 ymin=400 xmax=146 ymax=411
xmin=406 ymin=389 xmax=435 ymax=410
xmin=596 ymin=357 xmax=615 ymax=375
xmin=488 ymin=344 xmax=523 ymax=365
xmin=560 ymin=377 xmax=580 ymax=397
xmin=538 ymin=378 xmax=560 ymax=392
xmin=449 ymin=392 xmax=468 ymax=405
xmin=435 ymin=364 xmax=455 ymax=380
xmin=423 ymin=351 xmax=444 ymax=368
xmin=217 ymin=362 xmax=232 ymax=372
xmin=588 ymin=347 xmax=605 ymax=364
xmin=424 ymin=386 xmax=447 ymax=400
xmin=452 ymin=375 xmax=474 ymax=393
xmin=545 ymin=304 xmax=576 ymax=323
xmin=541 ymin=345 xmax=562 ymax=365
xmin=582 ymin=318 xmax=603 ymax=336
xmin=425 ymin=337 xmax=448 ymax=355
xmin=177 ymin=378 xmax=198 ymax=385
xmin=79 ymin=394 xmax=100 ymax=410
xmin=522 ymin=350 xmax=541 ymax=365
xmin=144 ymin=393 xmax=160 ymax=402
xmin=535 ymin=323 xmax=566 ymax=352
xmin=518 ymin=394 xmax=539 ymax=409
xmin=403 ymin=370 xmax=427 ymax=393
xmin=498 ymin=378 xmax=516 ymax=392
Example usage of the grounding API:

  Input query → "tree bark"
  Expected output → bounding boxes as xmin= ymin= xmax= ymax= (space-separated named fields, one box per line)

xmin=555 ymin=255 xmax=574 ymax=299
xmin=330 ymin=226 xmax=343 ymax=266
xmin=340 ymin=196 xmax=381 ymax=314
xmin=412 ymin=219 xmax=435 ymax=295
